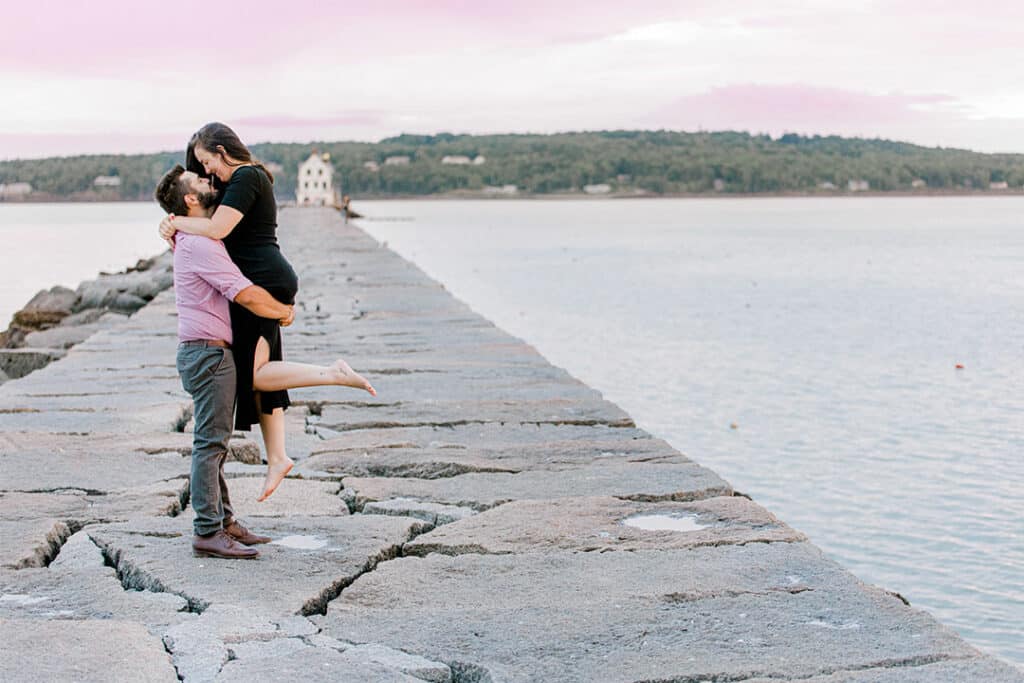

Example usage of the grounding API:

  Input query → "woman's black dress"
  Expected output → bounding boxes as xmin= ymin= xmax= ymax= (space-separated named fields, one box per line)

xmin=218 ymin=165 xmax=299 ymax=430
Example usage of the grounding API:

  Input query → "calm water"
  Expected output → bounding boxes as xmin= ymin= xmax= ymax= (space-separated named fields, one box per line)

xmin=356 ymin=198 xmax=1024 ymax=667
xmin=0 ymin=203 xmax=166 ymax=327
xmin=3 ymin=199 xmax=1021 ymax=666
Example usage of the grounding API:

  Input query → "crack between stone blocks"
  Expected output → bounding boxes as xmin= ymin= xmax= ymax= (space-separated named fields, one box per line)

xmin=368 ymin=368 xmax=445 ymax=375
xmin=6 ymin=518 xmax=83 ymax=569
xmin=2 ymin=407 xmax=98 ymax=414
xmin=305 ymin=521 xmax=435 ymax=617
xmin=446 ymin=660 xmax=495 ymax=683
xmin=138 ymin=447 xmax=191 ymax=456
xmin=635 ymin=653 xmax=974 ymax=683
xmin=614 ymin=489 xmax=734 ymax=504
xmin=161 ymin=638 xmax=186 ymax=682
xmin=3 ymin=486 xmax=109 ymax=496
xmin=402 ymin=543 xmax=508 ymax=559
xmin=306 ymin=400 xmax=405 ymax=410
xmin=22 ymin=391 xmax=123 ymax=397
xmin=172 ymin=404 xmax=193 ymax=433
xmin=405 ymin=533 xmax=806 ymax=559
xmin=330 ymin=461 xmax=521 ymax=480
xmin=314 ymin=417 xmax=636 ymax=433
xmin=90 ymin=533 xmax=207 ymax=614
xmin=171 ymin=477 xmax=191 ymax=516
xmin=661 ymin=586 xmax=814 ymax=603
xmin=298 ymin=543 xmax=404 ymax=617
xmin=807 ymin=654 xmax=976 ymax=678
xmin=350 ymin=494 xmax=502 ymax=515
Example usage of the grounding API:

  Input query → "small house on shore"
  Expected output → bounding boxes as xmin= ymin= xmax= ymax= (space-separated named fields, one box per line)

xmin=0 ymin=182 xmax=32 ymax=198
xmin=93 ymin=175 xmax=121 ymax=188
xmin=297 ymin=152 xmax=334 ymax=206
xmin=483 ymin=184 xmax=518 ymax=195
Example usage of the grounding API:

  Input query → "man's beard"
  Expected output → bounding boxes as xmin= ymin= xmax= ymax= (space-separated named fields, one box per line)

xmin=196 ymin=190 xmax=218 ymax=211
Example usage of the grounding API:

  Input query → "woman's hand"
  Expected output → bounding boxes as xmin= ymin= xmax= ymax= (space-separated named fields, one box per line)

xmin=159 ymin=214 xmax=177 ymax=247
xmin=280 ymin=306 xmax=295 ymax=327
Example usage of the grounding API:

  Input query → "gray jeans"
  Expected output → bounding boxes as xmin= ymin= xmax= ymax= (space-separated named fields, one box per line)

xmin=177 ymin=343 xmax=236 ymax=536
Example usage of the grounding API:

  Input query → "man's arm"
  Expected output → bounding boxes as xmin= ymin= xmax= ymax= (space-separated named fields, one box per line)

xmin=234 ymin=286 xmax=294 ymax=324
xmin=161 ymin=205 xmax=243 ymax=241
xmin=186 ymin=236 xmax=293 ymax=324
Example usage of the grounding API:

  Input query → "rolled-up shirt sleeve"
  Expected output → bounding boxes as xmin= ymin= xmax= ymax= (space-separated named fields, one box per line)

xmin=189 ymin=237 xmax=253 ymax=301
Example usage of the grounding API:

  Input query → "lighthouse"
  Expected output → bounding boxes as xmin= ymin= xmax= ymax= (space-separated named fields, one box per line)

xmin=296 ymin=151 xmax=335 ymax=206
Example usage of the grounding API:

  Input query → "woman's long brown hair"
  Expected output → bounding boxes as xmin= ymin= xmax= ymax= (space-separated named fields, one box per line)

xmin=186 ymin=122 xmax=274 ymax=187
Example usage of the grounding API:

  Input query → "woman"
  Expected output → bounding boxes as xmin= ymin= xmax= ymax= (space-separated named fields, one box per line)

xmin=159 ymin=122 xmax=375 ymax=501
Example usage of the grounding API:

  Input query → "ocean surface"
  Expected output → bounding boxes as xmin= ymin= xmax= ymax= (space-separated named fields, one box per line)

xmin=0 ymin=202 xmax=166 ymax=328
xmin=2 ymin=198 xmax=1021 ymax=667
xmin=355 ymin=197 xmax=1024 ymax=667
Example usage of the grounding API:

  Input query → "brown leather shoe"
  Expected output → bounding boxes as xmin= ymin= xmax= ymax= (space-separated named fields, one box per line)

xmin=193 ymin=530 xmax=259 ymax=559
xmin=224 ymin=520 xmax=271 ymax=545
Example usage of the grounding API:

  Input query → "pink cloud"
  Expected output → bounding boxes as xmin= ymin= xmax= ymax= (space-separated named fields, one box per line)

xmin=0 ymin=1 xmax=686 ymax=75
xmin=234 ymin=112 xmax=387 ymax=128
xmin=0 ymin=132 xmax=187 ymax=161
xmin=654 ymin=84 xmax=962 ymax=136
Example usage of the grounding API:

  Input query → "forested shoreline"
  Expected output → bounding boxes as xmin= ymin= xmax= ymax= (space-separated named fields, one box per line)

xmin=2 ymin=130 xmax=1023 ymax=201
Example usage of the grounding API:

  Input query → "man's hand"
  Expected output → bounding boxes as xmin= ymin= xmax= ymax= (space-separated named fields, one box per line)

xmin=159 ymin=214 xmax=177 ymax=243
xmin=280 ymin=306 xmax=295 ymax=327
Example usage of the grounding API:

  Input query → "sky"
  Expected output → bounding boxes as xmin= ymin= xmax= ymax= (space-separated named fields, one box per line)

xmin=2 ymin=0 xmax=1023 ymax=160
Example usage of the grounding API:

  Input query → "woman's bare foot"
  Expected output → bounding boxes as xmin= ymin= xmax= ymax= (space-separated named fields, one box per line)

xmin=258 ymin=457 xmax=294 ymax=502
xmin=331 ymin=359 xmax=377 ymax=396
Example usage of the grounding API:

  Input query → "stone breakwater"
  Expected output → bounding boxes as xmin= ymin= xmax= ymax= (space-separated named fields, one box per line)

xmin=0 ymin=208 xmax=1019 ymax=682
xmin=0 ymin=252 xmax=174 ymax=382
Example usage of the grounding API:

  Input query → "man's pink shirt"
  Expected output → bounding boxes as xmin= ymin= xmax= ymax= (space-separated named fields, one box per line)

xmin=173 ymin=233 xmax=252 ymax=343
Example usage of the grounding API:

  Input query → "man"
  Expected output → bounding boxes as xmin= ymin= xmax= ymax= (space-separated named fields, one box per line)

xmin=155 ymin=164 xmax=293 ymax=559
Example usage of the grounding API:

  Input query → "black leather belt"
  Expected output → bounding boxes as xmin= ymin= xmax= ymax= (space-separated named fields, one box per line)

xmin=180 ymin=339 xmax=231 ymax=349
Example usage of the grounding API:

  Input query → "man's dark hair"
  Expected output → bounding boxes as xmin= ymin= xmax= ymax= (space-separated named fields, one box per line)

xmin=154 ymin=164 xmax=190 ymax=215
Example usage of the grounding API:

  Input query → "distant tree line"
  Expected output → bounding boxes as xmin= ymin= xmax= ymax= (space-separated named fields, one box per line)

xmin=3 ymin=130 xmax=1023 ymax=201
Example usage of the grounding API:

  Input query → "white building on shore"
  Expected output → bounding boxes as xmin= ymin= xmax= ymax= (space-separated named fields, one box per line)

xmin=93 ymin=175 xmax=121 ymax=188
xmin=483 ymin=184 xmax=518 ymax=195
xmin=0 ymin=182 xmax=32 ymax=198
xmin=296 ymin=152 xmax=335 ymax=206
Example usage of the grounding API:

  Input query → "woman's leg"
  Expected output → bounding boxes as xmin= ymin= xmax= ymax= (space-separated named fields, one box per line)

xmin=254 ymin=337 xmax=294 ymax=502
xmin=253 ymin=359 xmax=376 ymax=395
xmin=251 ymin=338 xmax=377 ymax=501
xmin=256 ymin=403 xmax=292 ymax=502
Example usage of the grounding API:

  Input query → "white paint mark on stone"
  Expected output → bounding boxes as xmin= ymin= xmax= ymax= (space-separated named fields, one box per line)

xmin=271 ymin=535 xmax=328 ymax=550
xmin=621 ymin=513 xmax=707 ymax=532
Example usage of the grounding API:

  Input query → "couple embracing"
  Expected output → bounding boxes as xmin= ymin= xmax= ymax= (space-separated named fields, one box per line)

xmin=155 ymin=122 xmax=374 ymax=559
